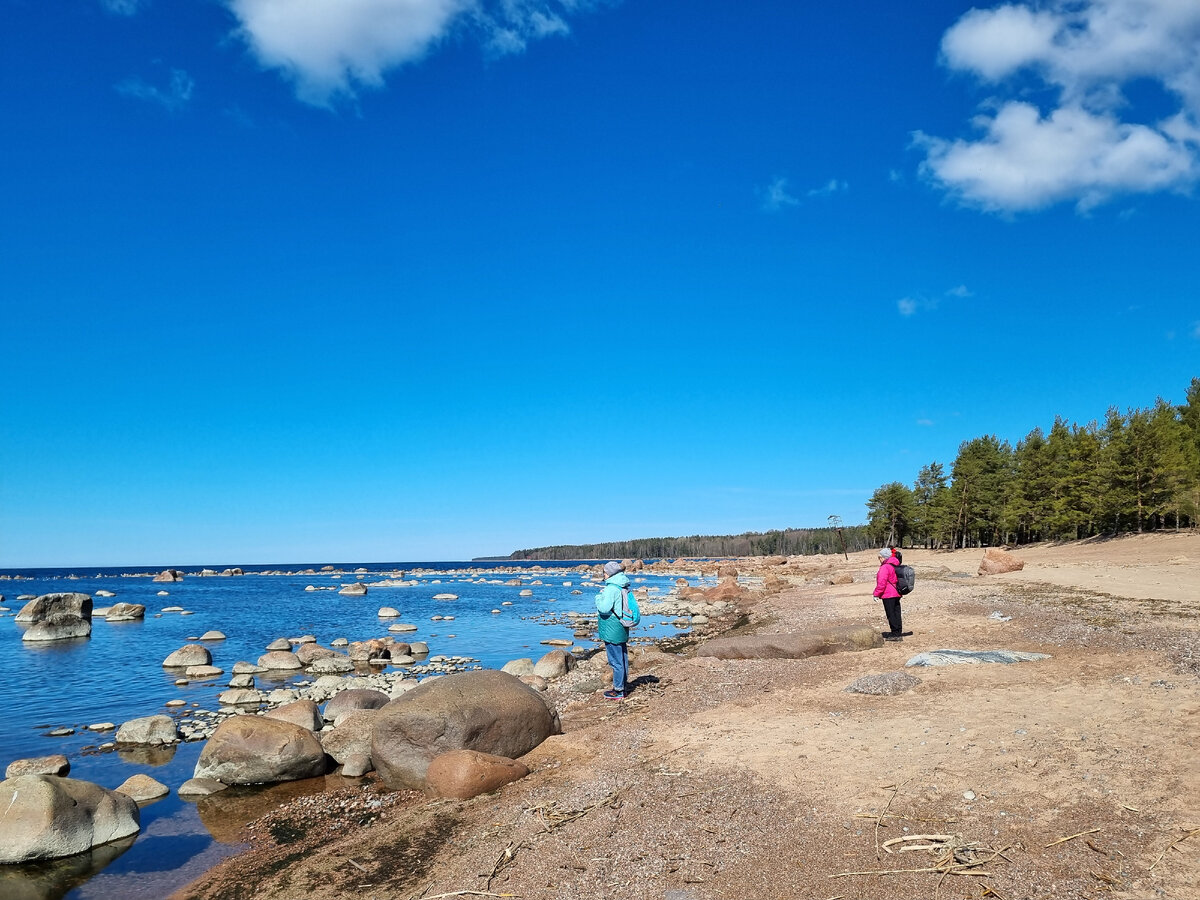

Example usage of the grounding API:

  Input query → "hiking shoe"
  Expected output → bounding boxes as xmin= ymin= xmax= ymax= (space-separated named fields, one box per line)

xmin=602 ymin=689 xmax=626 ymax=700
xmin=883 ymin=634 xmax=904 ymax=642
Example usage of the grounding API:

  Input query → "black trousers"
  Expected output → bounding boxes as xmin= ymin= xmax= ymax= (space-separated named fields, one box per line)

xmin=882 ymin=597 xmax=903 ymax=634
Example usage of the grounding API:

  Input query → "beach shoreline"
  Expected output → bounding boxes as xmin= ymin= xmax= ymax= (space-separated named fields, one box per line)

xmin=168 ymin=532 xmax=1200 ymax=900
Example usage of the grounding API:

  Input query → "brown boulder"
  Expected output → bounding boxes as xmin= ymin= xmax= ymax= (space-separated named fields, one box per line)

xmin=704 ymin=579 xmax=747 ymax=603
xmin=257 ymin=650 xmax=303 ymax=670
xmin=423 ymin=749 xmax=530 ymax=799
xmin=828 ymin=572 xmax=854 ymax=585
xmin=163 ymin=645 xmax=212 ymax=668
xmin=695 ymin=625 xmax=883 ymax=660
xmin=979 ymin=548 xmax=1025 ymax=575
xmin=193 ymin=717 xmax=327 ymax=785
xmin=263 ymin=699 xmax=323 ymax=731
xmin=152 ymin=570 xmax=184 ymax=583
xmin=295 ymin=642 xmax=336 ymax=665
xmin=319 ymin=709 xmax=378 ymax=764
xmin=370 ymin=670 xmax=557 ymax=791
xmin=324 ymin=688 xmax=390 ymax=723
xmin=5 ymin=755 xmax=70 ymax=779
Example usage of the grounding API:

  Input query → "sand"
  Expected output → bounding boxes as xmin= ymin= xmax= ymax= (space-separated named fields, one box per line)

xmin=172 ymin=533 xmax=1200 ymax=900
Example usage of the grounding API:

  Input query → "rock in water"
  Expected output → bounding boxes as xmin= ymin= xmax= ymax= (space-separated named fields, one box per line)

xmin=115 ymin=715 xmax=178 ymax=745
xmin=978 ymin=548 xmax=1025 ymax=575
xmin=370 ymin=670 xmax=558 ymax=791
xmin=5 ymin=755 xmax=70 ymax=779
xmin=16 ymin=592 xmax=94 ymax=642
xmin=338 ymin=582 xmax=368 ymax=596
xmin=163 ymin=645 xmax=212 ymax=668
xmin=0 ymin=775 xmax=140 ymax=864
xmin=424 ymin=750 xmax=529 ymax=799
xmin=114 ymin=774 xmax=169 ymax=803
xmin=257 ymin=650 xmax=303 ymax=670
xmin=105 ymin=602 xmax=146 ymax=621
xmin=193 ymin=717 xmax=327 ymax=785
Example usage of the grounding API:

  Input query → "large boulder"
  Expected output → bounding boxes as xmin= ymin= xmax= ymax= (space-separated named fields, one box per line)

xmin=324 ymin=688 xmax=390 ymax=723
xmin=15 ymin=593 xmax=92 ymax=624
xmin=193 ymin=717 xmax=327 ymax=785
xmin=152 ymin=569 xmax=184 ymax=583
xmin=263 ymin=699 xmax=323 ymax=731
xmin=500 ymin=658 xmax=535 ymax=677
xmin=695 ymin=625 xmax=883 ymax=659
xmin=105 ymin=602 xmax=146 ymax=621
xmin=532 ymin=649 xmax=575 ymax=680
xmin=424 ymin=750 xmax=529 ymax=799
xmin=338 ymin=582 xmax=368 ymax=596
xmin=370 ymin=670 xmax=558 ymax=791
xmin=319 ymin=709 xmax=379 ymax=764
xmin=115 ymin=715 xmax=177 ymax=746
xmin=0 ymin=775 xmax=140 ymax=864
xmin=163 ymin=645 xmax=212 ymax=668
xmin=978 ymin=548 xmax=1025 ymax=575
xmin=308 ymin=656 xmax=354 ymax=675
xmin=17 ymin=592 xmax=93 ymax=642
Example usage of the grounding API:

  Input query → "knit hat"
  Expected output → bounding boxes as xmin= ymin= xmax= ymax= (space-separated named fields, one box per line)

xmin=603 ymin=561 xmax=625 ymax=577
xmin=878 ymin=548 xmax=891 ymax=559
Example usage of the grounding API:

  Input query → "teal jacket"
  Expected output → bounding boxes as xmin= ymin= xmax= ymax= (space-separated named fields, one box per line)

xmin=595 ymin=573 xmax=631 ymax=644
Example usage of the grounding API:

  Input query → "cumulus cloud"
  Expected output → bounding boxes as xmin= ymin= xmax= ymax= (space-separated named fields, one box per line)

xmin=919 ymin=0 xmax=1200 ymax=212
xmin=115 ymin=68 xmax=195 ymax=111
xmin=225 ymin=0 xmax=591 ymax=105
xmin=761 ymin=176 xmax=800 ymax=212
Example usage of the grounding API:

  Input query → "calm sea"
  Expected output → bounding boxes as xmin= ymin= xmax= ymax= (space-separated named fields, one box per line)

xmin=0 ymin=561 xmax=693 ymax=900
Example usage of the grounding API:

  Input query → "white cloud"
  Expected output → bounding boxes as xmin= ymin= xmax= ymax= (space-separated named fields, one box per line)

xmin=1192 ymin=321 xmax=1200 ymax=339
xmin=945 ymin=284 xmax=972 ymax=298
xmin=920 ymin=0 xmax=1200 ymax=212
xmin=761 ymin=176 xmax=799 ymax=212
xmin=226 ymin=0 xmax=589 ymax=106
xmin=116 ymin=69 xmax=195 ymax=111
xmin=916 ymin=418 xmax=934 ymax=426
xmin=807 ymin=178 xmax=847 ymax=197
xmin=897 ymin=297 xmax=918 ymax=316
xmin=101 ymin=0 xmax=147 ymax=14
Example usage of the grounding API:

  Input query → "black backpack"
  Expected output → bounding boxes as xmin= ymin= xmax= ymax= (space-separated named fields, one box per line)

xmin=896 ymin=564 xmax=916 ymax=595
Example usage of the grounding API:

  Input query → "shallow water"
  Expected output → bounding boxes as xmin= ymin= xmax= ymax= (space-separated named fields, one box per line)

xmin=0 ymin=561 xmax=690 ymax=899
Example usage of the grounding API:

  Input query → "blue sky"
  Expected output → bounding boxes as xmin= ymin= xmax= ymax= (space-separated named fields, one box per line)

xmin=2 ymin=0 xmax=1197 ymax=567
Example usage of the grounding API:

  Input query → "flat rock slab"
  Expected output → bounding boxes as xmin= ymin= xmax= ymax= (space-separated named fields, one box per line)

xmin=906 ymin=649 xmax=1051 ymax=667
xmin=845 ymin=672 xmax=923 ymax=696
xmin=695 ymin=624 xmax=883 ymax=660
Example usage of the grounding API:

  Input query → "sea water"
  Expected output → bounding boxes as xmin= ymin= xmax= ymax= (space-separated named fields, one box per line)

xmin=0 ymin=561 xmax=693 ymax=900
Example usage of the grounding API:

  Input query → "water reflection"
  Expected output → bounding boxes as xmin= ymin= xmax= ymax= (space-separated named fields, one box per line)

xmin=0 ymin=836 xmax=136 ymax=900
xmin=192 ymin=773 xmax=363 ymax=843
xmin=115 ymin=745 xmax=176 ymax=767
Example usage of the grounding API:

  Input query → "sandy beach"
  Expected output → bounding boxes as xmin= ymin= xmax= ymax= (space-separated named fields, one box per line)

xmin=173 ymin=533 xmax=1200 ymax=900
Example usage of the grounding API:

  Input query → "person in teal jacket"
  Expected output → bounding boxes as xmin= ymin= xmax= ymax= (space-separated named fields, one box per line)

xmin=595 ymin=560 xmax=633 ymax=700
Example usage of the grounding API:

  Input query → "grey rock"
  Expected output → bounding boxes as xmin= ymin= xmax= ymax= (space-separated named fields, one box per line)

xmin=532 ymin=649 xmax=575 ymax=680
xmin=324 ymin=688 xmax=389 ymax=723
xmin=265 ymin=638 xmax=292 ymax=651
xmin=257 ymin=651 xmax=302 ymax=670
xmin=114 ymin=774 xmax=169 ymax=803
xmin=15 ymin=593 xmax=92 ymax=625
xmin=115 ymin=715 xmax=177 ymax=745
xmin=163 ymin=645 xmax=212 ymax=668
xmin=263 ymin=699 xmax=322 ymax=731
xmin=906 ymin=649 xmax=1051 ymax=667
xmin=501 ymin=658 xmax=535 ymax=677
xmin=0 ymin=775 xmax=140 ymax=864
xmin=177 ymin=778 xmax=228 ymax=798
xmin=320 ymin=709 xmax=379 ymax=764
xmin=308 ymin=656 xmax=354 ymax=675
xmin=105 ymin=603 xmax=146 ymax=621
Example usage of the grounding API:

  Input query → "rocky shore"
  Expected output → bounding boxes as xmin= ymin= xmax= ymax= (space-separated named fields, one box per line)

xmin=6 ymin=536 xmax=1200 ymax=899
xmin=166 ymin=534 xmax=1200 ymax=900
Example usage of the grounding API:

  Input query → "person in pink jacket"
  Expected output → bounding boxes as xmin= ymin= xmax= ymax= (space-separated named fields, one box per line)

xmin=873 ymin=547 xmax=904 ymax=641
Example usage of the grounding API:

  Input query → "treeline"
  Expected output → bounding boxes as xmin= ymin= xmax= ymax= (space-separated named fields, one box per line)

xmin=867 ymin=378 xmax=1200 ymax=549
xmin=506 ymin=525 xmax=873 ymax=561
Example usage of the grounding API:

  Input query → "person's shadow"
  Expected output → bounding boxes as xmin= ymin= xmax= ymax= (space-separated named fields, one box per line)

xmin=625 ymin=674 xmax=660 ymax=695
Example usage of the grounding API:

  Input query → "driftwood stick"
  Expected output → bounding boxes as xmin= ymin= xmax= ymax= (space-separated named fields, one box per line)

xmin=1150 ymin=827 xmax=1200 ymax=872
xmin=875 ymin=778 xmax=912 ymax=860
xmin=1044 ymin=828 xmax=1101 ymax=848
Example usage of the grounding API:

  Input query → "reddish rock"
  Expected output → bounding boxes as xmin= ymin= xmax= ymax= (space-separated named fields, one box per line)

xmin=424 ymin=750 xmax=529 ymax=799
xmin=978 ymin=548 xmax=1025 ymax=575
xmin=263 ymin=700 xmax=323 ymax=731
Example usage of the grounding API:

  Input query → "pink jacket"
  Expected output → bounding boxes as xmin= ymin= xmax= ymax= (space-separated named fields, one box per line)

xmin=874 ymin=557 xmax=900 ymax=599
